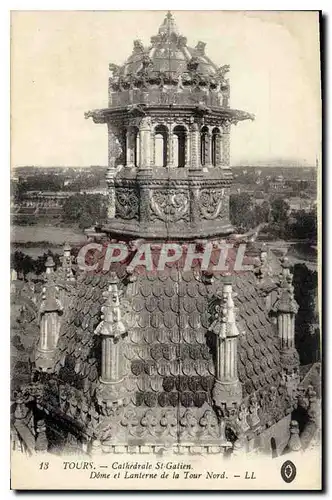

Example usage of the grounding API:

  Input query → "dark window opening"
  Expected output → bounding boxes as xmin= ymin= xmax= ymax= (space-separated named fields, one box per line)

xmin=173 ymin=125 xmax=186 ymax=167
xmin=200 ymin=126 xmax=209 ymax=166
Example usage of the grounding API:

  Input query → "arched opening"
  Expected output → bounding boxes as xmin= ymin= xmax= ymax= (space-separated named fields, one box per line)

xmin=154 ymin=125 xmax=168 ymax=167
xmin=200 ymin=126 xmax=209 ymax=166
xmin=173 ymin=125 xmax=186 ymax=167
xmin=211 ymin=127 xmax=220 ymax=167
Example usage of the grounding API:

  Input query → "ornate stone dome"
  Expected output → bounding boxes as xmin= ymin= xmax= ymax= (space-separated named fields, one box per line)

xmin=121 ymin=12 xmax=217 ymax=78
xmin=108 ymin=11 xmax=231 ymax=109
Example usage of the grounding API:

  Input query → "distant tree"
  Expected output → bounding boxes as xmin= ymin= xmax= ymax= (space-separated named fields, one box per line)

xmin=230 ymin=193 xmax=256 ymax=231
xmin=11 ymin=251 xmax=34 ymax=279
xmin=289 ymin=210 xmax=317 ymax=243
xmin=292 ymin=263 xmax=320 ymax=364
xmin=12 ymin=181 xmax=27 ymax=204
xmin=11 ymin=250 xmax=61 ymax=278
xmin=271 ymin=198 xmax=290 ymax=223
xmin=24 ymin=174 xmax=64 ymax=192
xmin=62 ymin=193 xmax=108 ymax=229
xmin=254 ymin=200 xmax=271 ymax=225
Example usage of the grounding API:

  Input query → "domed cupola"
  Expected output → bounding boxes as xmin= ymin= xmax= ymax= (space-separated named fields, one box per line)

xmin=108 ymin=11 xmax=231 ymax=109
xmin=85 ymin=11 xmax=255 ymax=240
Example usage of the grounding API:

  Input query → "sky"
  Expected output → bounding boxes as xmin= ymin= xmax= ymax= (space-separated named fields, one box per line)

xmin=11 ymin=10 xmax=321 ymax=167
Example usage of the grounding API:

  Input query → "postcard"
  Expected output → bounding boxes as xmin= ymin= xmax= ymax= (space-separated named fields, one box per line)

xmin=10 ymin=10 xmax=321 ymax=490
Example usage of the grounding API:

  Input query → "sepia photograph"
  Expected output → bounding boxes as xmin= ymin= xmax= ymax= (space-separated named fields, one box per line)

xmin=10 ymin=9 xmax=321 ymax=490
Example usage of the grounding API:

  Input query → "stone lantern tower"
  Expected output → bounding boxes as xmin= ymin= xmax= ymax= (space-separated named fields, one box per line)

xmin=85 ymin=11 xmax=254 ymax=241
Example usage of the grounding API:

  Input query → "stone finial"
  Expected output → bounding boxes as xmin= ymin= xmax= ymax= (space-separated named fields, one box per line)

xmin=133 ymin=39 xmax=144 ymax=54
xmin=288 ymin=420 xmax=302 ymax=452
xmin=95 ymin=274 xmax=126 ymax=339
xmin=248 ymin=393 xmax=260 ymax=427
xmin=209 ymin=278 xmax=239 ymax=339
xmin=14 ymin=392 xmax=29 ymax=420
xmin=274 ymin=268 xmax=298 ymax=315
xmin=63 ymin=242 xmax=71 ymax=255
xmin=211 ymin=279 xmax=242 ymax=411
xmin=60 ymin=242 xmax=75 ymax=282
xmin=195 ymin=41 xmax=206 ymax=55
xmin=237 ymin=403 xmax=250 ymax=433
xmin=158 ymin=11 xmax=180 ymax=36
xmin=36 ymin=260 xmax=64 ymax=371
xmin=281 ymin=256 xmax=291 ymax=277
xmin=45 ymin=256 xmax=55 ymax=275
xmin=273 ymin=258 xmax=298 ymax=315
xmin=258 ymin=243 xmax=273 ymax=278
xmin=39 ymin=284 xmax=63 ymax=316
xmin=307 ymin=385 xmax=320 ymax=423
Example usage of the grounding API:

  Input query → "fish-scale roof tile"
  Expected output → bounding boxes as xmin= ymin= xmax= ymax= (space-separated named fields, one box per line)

xmin=50 ymin=264 xmax=286 ymax=419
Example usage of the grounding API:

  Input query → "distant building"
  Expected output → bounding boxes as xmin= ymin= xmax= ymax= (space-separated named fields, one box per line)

xmin=271 ymin=175 xmax=285 ymax=191
xmin=286 ymin=197 xmax=314 ymax=213
xmin=80 ymin=188 xmax=108 ymax=195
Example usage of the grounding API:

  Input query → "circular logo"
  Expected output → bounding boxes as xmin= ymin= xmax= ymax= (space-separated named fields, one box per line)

xmin=281 ymin=460 xmax=297 ymax=483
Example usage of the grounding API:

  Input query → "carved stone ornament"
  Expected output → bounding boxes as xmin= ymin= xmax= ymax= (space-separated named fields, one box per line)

xmin=213 ymin=380 xmax=242 ymax=412
xmin=198 ymin=189 xmax=227 ymax=220
xmin=95 ymin=384 xmax=127 ymax=417
xmin=236 ymin=403 xmax=250 ymax=433
xmin=109 ymin=63 xmax=121 ymax=79
xmin=248 ymin=393 xmax=260 ymax=427
xmin=115 ymin=188 xmax=139 ymax=220
xmin=217 ymin=64 xmax=230 ymax=83
xmin=150 ymin=189 xmax=189 ymax=223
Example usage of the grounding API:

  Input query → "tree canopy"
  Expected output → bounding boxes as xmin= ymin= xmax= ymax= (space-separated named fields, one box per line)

xmin=62 ymin=193 xmax=108 ymax=229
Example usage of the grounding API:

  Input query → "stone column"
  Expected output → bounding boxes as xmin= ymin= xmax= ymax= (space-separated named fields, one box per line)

xmin=150 ymin=129 xmax=156 ymax=167
xmin=61 ymin=243 xmax=75 ymax=282
xmin=221 ymin=122 xmax=231 ymax=167
xmin=108 ymin=123 xmax=121 ymax=170
xmin=107 ymin=123 xmax=120 ymax=218
xmin=205 ymin=131 xmax=213 ymax=168
xmin=126 ymin=127 xmax=135 ymax=167
xmin=189 ymin=122 xmax=200 ymax=170
xmin=215 ymin=131 xmax=223 ymax=167
xmin=36 ymin=257 xmax=63 ymax=370
xmin=274 ymin=258 xmax=300 ymax=399
xmin=101 ymin=336 xmax=120 ymax=383
xmin=275 ymin=258 xmax=299 ymax=350
xmin=185 ymin=130 xmax=190 ymax=168
xmin=95 ymin=276 xmax=126 ymax=384
xmin=209 ymin=277 xmax=242 ymax=413
xmin=167 ymin=126 xmax=174 ymax=168
xmin=139 ymin=117 xmax=152 ymax=170
xmin=106 ymin=166 xmax=116 ymax=219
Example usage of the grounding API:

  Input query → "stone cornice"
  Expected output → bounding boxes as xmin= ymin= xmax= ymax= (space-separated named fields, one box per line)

xmin=85 ymin=105 xmax=255 ymax=126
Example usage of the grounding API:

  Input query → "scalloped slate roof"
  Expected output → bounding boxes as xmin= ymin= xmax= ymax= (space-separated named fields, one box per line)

xmin=53 ymin=264 xmax=283 ymax=417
